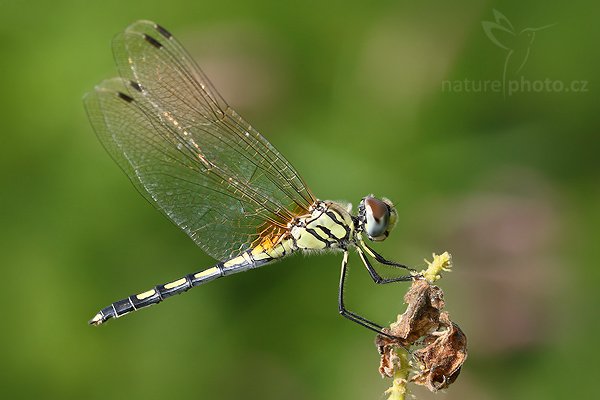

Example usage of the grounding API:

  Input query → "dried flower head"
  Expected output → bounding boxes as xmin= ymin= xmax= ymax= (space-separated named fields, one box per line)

xmin=375 ymin=252 xmax=467 ymax=399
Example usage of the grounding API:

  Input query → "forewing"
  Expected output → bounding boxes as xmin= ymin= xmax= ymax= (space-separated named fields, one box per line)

xmin=112 ymin=21 xmax=314 ymax=217
xmin=84 ymin=21 xmax=316 ymax=261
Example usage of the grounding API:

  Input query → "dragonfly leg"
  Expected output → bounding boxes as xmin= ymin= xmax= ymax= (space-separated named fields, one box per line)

xmin=357 ymin=247 xmax=415 ymax=284
xmin=357 ymin=237 xmax=416 ymax=272
xmin=338 ymin=250 xmax=400 ymax=339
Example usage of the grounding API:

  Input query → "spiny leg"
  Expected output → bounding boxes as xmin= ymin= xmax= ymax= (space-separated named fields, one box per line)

xmin=359 ymin=238 xmax=416 ymax=273
xmin=357 ymin=247 xmax=415 ymax=284
xmin=338 ymin=250 xmax=400 ymax=338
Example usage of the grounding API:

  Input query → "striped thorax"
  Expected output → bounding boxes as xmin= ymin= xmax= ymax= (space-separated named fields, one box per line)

xmin=290 ymin=201 xmax=354 ymax=251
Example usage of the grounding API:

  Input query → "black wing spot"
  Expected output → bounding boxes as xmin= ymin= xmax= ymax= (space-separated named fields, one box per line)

xmin=143 ymin=33 xmax=162 ymax=48
xmin=117 ymin=92 xmax=134 ymax=103
xmin=155 ymin=24 xmax=172 ymax=39
xmin=130 ymin=81 xmax=142 ymax=92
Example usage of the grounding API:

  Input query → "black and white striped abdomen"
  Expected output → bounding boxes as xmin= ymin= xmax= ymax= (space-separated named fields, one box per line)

xmin=88 ymin=241 xmax=294 ymax=326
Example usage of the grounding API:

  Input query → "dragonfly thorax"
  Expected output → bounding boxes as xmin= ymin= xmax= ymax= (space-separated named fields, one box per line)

xmin=289 ymin=201 xmax=354 ymax=251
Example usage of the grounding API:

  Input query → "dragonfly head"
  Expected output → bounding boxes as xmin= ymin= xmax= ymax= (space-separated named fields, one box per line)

xmin=358 ymin=195 xmax=398 ymax=242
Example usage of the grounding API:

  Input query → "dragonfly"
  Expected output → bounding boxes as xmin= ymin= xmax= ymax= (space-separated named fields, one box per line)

xmin=84 ymin=20 xmax=418 ymax=336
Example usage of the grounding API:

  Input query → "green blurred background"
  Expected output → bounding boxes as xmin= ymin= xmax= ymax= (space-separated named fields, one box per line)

xmin=1 ymin=0 xmax=598 ymax=399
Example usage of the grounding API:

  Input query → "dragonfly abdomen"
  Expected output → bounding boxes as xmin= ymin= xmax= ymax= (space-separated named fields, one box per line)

xmin=89 ymin=244 xmax=293 ymax=326
xmin=89 ymin=263 xmax=224 ymax=325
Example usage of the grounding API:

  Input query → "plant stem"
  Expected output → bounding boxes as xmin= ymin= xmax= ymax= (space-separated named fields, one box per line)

xmin=385 ymin=348 xmax=410 ymax=400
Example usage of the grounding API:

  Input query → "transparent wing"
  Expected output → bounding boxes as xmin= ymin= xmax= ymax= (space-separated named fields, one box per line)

xmin=84 ymin=20 xmax=316 ymax=261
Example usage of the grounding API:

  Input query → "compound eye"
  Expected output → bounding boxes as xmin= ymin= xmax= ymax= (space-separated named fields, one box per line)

xmin=364 ymin=197 xmax=390 ymax=241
